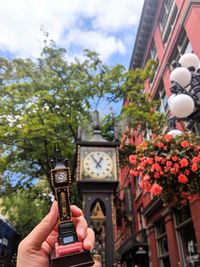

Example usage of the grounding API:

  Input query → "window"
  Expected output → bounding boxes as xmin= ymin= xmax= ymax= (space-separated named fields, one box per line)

xmin=159 ymin=0 xmax=174 ymax=31
xmin=155 ymin=218 xmax=171 ymax=267
xmin=155 ymin=84 xmax=168 ymax=114
xmin=150 ymin=41 xmax=157 ymax=60
xmin=174 ymin=205 xmax=200 ymax=267
xmin=124 ymin=184 xmax=133 ymax=218
xmin=169 ymin=29 xmax=192 ymax=64
xmin=137 ymin=206 xmax=145 ymax=230
xmin=159 ymin=0 xmax=178 ymax=44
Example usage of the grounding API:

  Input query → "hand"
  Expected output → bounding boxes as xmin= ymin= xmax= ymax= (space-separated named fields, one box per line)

xmin=91 ymin=155 xmax=101 ymax=168
xmin=16 ymin=201 xmax=95 ymax=267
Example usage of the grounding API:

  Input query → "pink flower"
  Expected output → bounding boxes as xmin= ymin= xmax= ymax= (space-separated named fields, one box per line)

xmin=166 ymin=161 xmax=172 ymax=168
xmin=147 ymin=157 xmax=154 ymax=164
xmin=150 ymin=183 xmax=163 ymax=196
xmin=164 ymin=134 xmax=172 ymax=142
xmin=172 ymin=156 xmax=178 ymax=162
xmin=152 ymin=163 xmax=162 ymax=172
xmin=143 ymin=174 xmax=150 ymax=181
xmin=191 ymin=163 xmax=198 ymax=172
xmin=129 ymin=169 xmax=135 ymax=176
xmin=181 ymin=141 xmax=189 ymax=148
xmin=180 ymin=158 xmax=189 ymax=167
xmin=178 ymin=174 xmax=188 ymax=184
xmin=157 ymin=142 xmax=164 ymax=148
xmin=192 ymin=156 xmax=200 ymax=164
xmin=129 ymin=155 xmax=136 ymax=165
xmin=154 ymin=172 xmax=160 ymax=179
xmin=140 ymin=180 xmax=151 ymax=191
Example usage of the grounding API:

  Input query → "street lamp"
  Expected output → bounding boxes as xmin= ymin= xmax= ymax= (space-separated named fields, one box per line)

xmin=168 ymin=53 xmax=200 ymax=123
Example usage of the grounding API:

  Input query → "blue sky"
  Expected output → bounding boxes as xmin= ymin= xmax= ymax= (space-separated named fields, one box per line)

xmin=0 ymin=0 xmax=144 ymax=114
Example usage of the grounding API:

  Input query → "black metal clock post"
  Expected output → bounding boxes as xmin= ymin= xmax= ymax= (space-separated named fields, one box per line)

xmin=76 ymin=112 xmax=119 ymax=267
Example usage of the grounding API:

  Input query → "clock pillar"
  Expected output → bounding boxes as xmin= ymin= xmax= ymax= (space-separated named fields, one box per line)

xmin=76 ymin=113 xmax=119 ymax=267
xmin=78 ymin=181 xmax=118 ymax=267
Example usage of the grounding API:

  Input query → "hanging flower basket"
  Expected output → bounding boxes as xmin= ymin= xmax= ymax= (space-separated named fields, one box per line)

xmin=129 ymin=134 xmax=200 ymax=205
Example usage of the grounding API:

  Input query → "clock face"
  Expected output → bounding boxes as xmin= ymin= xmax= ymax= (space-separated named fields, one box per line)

xmin=55 ymin=171 xmax=67 ymax=183
xmin=83 ymin=151 xmax=113 ymax=179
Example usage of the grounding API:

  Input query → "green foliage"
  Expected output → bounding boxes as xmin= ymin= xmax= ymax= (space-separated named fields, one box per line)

xmin=0 ymin=39 xmax=164 ymax=237
xmin=0 ymin=39 xmax=126 ymax=237
xmin=1 ymin=179 xmax=52 ymax=238
xmin=121 ymin=60 xmax=166 ymax=134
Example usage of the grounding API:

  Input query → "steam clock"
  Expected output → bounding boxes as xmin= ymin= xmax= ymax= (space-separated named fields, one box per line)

xmin=76 ymin=112 xmax=119 ymax=267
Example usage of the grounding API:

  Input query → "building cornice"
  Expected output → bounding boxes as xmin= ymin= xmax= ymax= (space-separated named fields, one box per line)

xmin=129 ymin=0 xmax=159 ymax=69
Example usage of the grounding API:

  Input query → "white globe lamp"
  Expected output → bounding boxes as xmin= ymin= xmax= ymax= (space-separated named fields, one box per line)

xmin=170 ymin=67 xmax=191 ymax=88
xmin=169 ymin=94 xmax=195 ymax=118
xmin=179 ymin=53 xmax=199 ymax=71
xmin=167 ymin=129 xmax=183 ymax=136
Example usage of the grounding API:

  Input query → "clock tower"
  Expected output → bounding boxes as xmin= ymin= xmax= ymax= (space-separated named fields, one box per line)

xmin=76 ymin=112 xmax=119 ymax=267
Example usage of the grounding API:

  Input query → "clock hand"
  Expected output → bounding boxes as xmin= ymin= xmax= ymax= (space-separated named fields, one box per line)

xmin=96 ymin=157 xmax=103 ymax=168
xmin=91 ymin=155 xmax=101 ymax=168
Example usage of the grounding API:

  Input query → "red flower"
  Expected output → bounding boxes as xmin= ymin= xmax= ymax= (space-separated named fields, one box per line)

xmin=150 ymin=183 xmax=163 ymax=196
xmin=141 ymin=160 xmax=148 ymax=167
xmin=180 ymin=158 xmax=189 ymax=167
xmin=147 ymin=157 xmax=154 ymax=164
xmin=172 ymin=156 xmax=178 ymax=162
xmin=191 ymin=163 xmax=198 ymax=172
xmin=181 ymin=141 xmax=189 ymax=148
xmin=143 ymin=174 xmax=150 ymax=181
xmin=129 ymin=155 xmax=136 ymax=165
xmin=152 ymin=163 xmax=162 ymax=172
xmin=185 ymin=169 xmax=190 ymax=175
xmin=192 ymin=156 xmax=200 ymax=164
xmin=170 ymin=168 xmax=177 ymax=174
xmin=161 ymin=158 xmax=166 ymax=165
xmin=155 ymin=156 xmax=162 ymax=162
xmin=129 ymin=169 xmax=135 ymax=176
xmin=166 ymin=161 xmax=172 ymax=168
xmin=178 ymin=174 xmax=188 ymax=184
xmin=157 ymin=142 xmax=164 ymax=148
xmin=164 ymin=134 xmax=172 ymax=142
xmin=154 ymin=172 xmax=160 ymax=179
xmin=174 ymin=163 xmax=179 ymax=171
xmin=140 ymin=180 xmax=151 ymax=191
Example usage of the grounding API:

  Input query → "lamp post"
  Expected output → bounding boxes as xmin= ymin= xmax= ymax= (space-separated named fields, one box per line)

xmin=168 ymin=53 xmax=200 ymax=126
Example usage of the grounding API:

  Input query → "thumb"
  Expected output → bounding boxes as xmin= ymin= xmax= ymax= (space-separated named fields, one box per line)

xmin=23 ymin=201 xmax=59 ymax=249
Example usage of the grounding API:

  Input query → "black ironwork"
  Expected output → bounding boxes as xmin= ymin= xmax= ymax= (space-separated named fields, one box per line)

xmin=170 ymin=63 xmax=200 ymax=124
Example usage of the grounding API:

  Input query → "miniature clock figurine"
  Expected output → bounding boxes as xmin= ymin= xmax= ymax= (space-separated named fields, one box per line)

xmin=50 ymin=146 xmax=94 ymax=267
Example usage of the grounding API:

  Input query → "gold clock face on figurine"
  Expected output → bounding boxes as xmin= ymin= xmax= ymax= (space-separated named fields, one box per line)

xmin=83 ymin=151 xmax=113 ymax=179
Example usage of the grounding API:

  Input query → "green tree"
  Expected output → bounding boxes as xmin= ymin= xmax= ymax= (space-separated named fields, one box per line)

xmin=120 ymin=60 xmax=166 ymax=134
xmin=0 ymin=40 xmax=126 ymax=237
xmin=0 ymin=40 xmax=164 ymax=237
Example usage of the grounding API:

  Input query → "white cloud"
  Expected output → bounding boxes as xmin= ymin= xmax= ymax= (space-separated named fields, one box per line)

xmin=0 ymin=0 xmax=144 ymax=62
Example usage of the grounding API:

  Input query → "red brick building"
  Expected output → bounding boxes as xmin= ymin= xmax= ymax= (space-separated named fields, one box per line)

xmin=115 ymin=1 xmax=200 ymax=266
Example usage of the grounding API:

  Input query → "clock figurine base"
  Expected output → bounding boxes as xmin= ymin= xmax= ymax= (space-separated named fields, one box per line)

xmin=50 ymin=250 xmax=94 ymax=267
